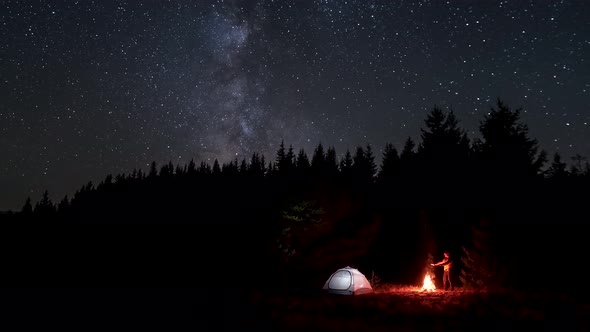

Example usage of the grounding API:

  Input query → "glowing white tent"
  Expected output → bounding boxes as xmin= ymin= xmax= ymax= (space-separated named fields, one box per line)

xmin=322 ymin=266 xmax=373 ymax=295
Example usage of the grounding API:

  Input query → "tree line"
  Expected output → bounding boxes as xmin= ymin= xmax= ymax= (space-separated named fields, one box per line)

xmin=1 ymin=99 xmax=588 ymax=292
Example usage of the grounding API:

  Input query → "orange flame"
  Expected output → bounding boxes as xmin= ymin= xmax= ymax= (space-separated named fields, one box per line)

xmin=421 ymin=273 xmax=436 ymax=292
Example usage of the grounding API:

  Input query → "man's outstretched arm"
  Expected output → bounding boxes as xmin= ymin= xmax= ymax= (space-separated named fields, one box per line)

xmin=432 ymin=258 xmax=448 ymax=266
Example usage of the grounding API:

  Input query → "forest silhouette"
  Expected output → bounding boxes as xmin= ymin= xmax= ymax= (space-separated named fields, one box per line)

xmin=1 ymin=99 xmax=588 ymax=294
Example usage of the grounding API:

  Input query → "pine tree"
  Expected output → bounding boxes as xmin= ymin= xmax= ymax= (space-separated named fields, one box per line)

xmin=267 ymin=161 xmax=275 ymax=176
xmin=275 ymin=140 xmax=289 ymax=176
xmin=222 ymin=159 xmax=239 ymax=176
xmin=340 ymin=149 xmax=354 ymax=178
xmin=199 ymin=161 xmax=211 ymax=175
xmin=365 ymin=144 xmax=377 ymax=181
xmin=239 ymin=158 xmax=248 ymax=174
xmin=249 ymin=153 xmax=265 ymax=178
xmin=21 ymin=197 xmax=33 ymax=215
xmin=378 ymin=143 xmax=399 ymax=182
xmin=400 ymin=136 xmax=416 ymax=161
xmin=325 ymin=146 xmax=339 ymax=176
xmin=418 ymin=107 xmax=470 ymax=182
xmin=187 ymin=158 xmax=196 ymax=174
xmin=212 ymin=159 xmax=221 ymax=175
xmin=148 ymin=161 xmax=158 ymax=178
xmin=115 ymin=174 xmax=126 ymax=184
xmin=260 ymin=155 xmax=266 ymax=176
xmin=286 ymin=145 xmax=296 ymax=175
xmin=546 ymin=152 xmax=568 ymax=179
xmin=296 ymin=149 xmax=310 ymax=173
xmin=476 ymin=99 xmax=546 ymax=180
xmin=34 ymin=190 xmax=56 ymax=216
xmin=351 ymin=145 xmax=376 ymax=183
xmin=399 ymin=137 xmax=416 ymax=183
xmin=58 ymin=195 xmax=70 ymax=213
xmin=311 ymin=142 xmax=326 ymax=175
xmin=159 ymin=161 xmax=174 ymax=177
xmin=175 ymin=164 xmax=185 ymax=177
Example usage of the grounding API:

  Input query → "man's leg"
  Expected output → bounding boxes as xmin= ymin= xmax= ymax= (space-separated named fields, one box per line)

xmin=443 ymin=271 xmax=449 ymax=291
xmin=447 ymin=271 xmax=453 ymax=291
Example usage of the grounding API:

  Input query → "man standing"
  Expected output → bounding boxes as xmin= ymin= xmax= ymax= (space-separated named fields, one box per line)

xmin=432 ymin=252 xmax=453 ymax=291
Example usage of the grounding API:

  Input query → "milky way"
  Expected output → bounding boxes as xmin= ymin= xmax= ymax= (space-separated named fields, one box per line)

xmin=1 ymin=0 xmax=589 ymax=210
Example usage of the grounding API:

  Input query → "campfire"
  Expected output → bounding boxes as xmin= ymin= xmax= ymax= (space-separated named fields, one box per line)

xmin=421 ymin=273 xmax=436 ymax=292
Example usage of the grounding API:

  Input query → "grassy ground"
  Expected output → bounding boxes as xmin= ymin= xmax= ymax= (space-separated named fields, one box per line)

xmin=245 ymin=285 xmax=590 ymax=331
xmin=2 ymin=286 xmax=588 ymax=330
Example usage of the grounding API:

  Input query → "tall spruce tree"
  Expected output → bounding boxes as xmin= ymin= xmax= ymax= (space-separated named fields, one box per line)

xmin=311 ymin=142 xmax=326 ymax=175
xmin=296 ymin=148 xmax=311 ymax=174
xmin=340 ymin=149 xmax=354 ymax=179
xmin=325 ymin=146 xmax=339 ymax=177
xmin=475 ymin=99 xmax=546 ymax=182
xmin=351 ymin=145 xmax=377 ymax=184
xmin=418 ymin=107 xmax=471 ymax=185
xmin=21 ymin=197 xmax=33 ymax=215
xmin=378 ymin=143 xmax=400 ymax=183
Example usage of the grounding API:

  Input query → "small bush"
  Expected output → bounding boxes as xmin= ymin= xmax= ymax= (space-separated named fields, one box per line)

xmin=370 ymin=270 xmax=382 ymax=290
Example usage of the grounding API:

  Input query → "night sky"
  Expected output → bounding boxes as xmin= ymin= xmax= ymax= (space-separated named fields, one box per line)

xmin=1 ymin=1 xmax=589 ymax=211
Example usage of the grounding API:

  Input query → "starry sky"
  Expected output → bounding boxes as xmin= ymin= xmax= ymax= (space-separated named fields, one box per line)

xmin=1 ymin=0 xmax=589 ymax=211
